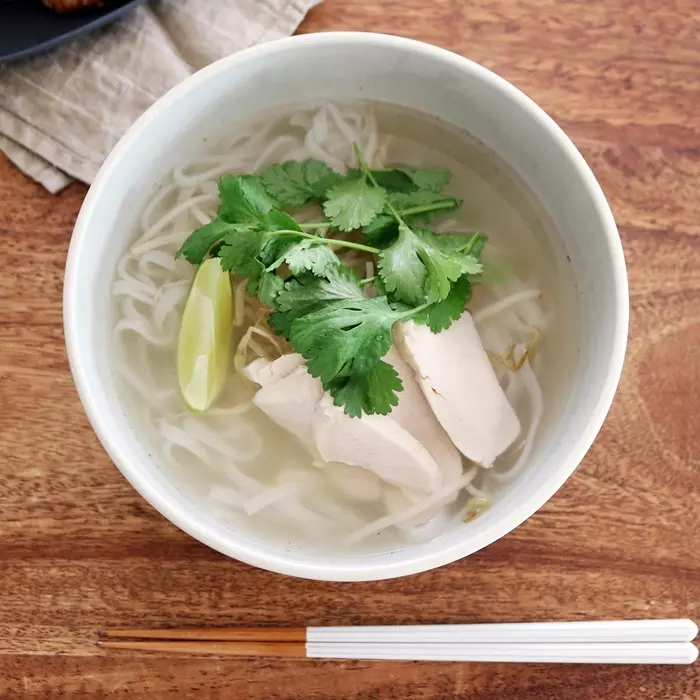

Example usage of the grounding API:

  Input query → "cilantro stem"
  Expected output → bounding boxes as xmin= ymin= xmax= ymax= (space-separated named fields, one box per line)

xmin=352 ymin=142 xmax=407 ymax=227
xmin=399 ymin=200 xmax=456 ymax=217
xmin=354 ymin=146 xmax=382 ymax=190
xmin=298 ymin=222 xmax=331 ymax=230
xmin=462 ymin=232 xmax=480 ymax=255
xmin=268 ymin=229 xmax=380 ymax=254
xmin=398 ymin=302 xmax=432 ymax=319
xmin=293 ymin=200 xmax=453 ymax=233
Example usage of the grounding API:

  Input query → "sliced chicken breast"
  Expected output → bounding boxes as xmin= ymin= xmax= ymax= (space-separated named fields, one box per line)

xmin=396 ymin=315 xmax=521 ymax=467
xmin=245 ymin=354 xmax=444 ymax=494
xmin=313 ymin=396 xmax=443 ymax=494
xmin=244 ymin=353 xmax=304 ymax=386
xmin=385 ymin=346 xmax=463 ymax=486
xmin=247 ymin=357 xmax=323 ymax=448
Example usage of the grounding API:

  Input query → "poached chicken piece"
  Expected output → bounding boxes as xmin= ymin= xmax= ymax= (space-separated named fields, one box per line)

xmin=245 ymin=354 xmax=443 ymax=495
xmin=396 ymin=315 xmax=521 ymax=467
xmin=383 ymin=346 xmax=463 ymax=486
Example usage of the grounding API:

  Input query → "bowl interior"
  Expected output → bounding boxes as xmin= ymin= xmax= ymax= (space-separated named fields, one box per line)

xmin=65 ymin=33 xmax=627 ymax=580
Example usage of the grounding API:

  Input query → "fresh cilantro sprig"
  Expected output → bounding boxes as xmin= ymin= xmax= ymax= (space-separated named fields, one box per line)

xmin=343 ymin=144 xmax=484 ymax=309
xmin=174 ymin=144 xmax=488 ymax=416
xmin=272 ymin=276 xmax=428 ymax=417
xmin=176 ymin=175 xmax=380 ymax=298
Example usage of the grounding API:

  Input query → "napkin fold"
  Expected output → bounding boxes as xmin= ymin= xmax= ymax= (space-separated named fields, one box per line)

xmin=0 ymin=0 xmax=321 ymax=193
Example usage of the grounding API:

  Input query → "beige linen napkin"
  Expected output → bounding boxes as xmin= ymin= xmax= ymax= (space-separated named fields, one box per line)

xmin=0 ymin=0 xmax=321 ymax=193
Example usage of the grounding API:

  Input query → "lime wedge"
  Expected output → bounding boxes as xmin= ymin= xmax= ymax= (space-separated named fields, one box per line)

xmin=177 ymin=257 xmax=233 ymax=412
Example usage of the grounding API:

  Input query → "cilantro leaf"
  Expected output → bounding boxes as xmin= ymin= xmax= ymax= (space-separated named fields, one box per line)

xmin=219 ymin=226 xmax=268 ymax=276
xmin=264 ymin=209 xmax=303 ymax=232
xmin=259 ymin=159 xmax=343 ymax=209
xmin=241 ymin=258 xmax=265 ymax=296
xmin=304 ymin=161 xmax=345 ymax=199
xmin=257 ymin=271 xmax=284 ymax=307
xmin=378 ymin=225 xmax=467 ymax=305
xmin=176 ymin=218 xmax=252 ymax=264
xmin=369 ymin=170 xmax=416 ymax=192
xmin=255 ymin=210 xmax=339 ymax=279
xmin=362 ymin=194 xmax=462 ymax=248
xmin=413 ymin=275 xmax=472 ymax=332
xmin=416 ymin=229 xmax=465 ymax=302
xmin=371 ymin=274 xmax=387 ymax=297
xmin=329 ymin=360 xmax=403 ymax=417
xmin=430 ymin=231 xmax=480 ymax=253
xmin=257 ymin=210 xmax=305 ymax=268
xmin=362 ymin=360 xmax=403 ymax=413
xmin=431 ymin=232 xmax=485 ymax=275
xmin=218 ymin=175 xmax=276 ymax=223
xmin=290 ymin=296 xmax=403 ymax=381
xmin=176 ymin=185 xmax=308 ymax=267
xmin=323 ymin=176 xmax=387 ymax=232
xmin=377 ymin=223 xmax=427 ymax=304
xmin=370 ymin=167 xmax=451 ymax=194
xmin=284 ymin=240 xmax=339 ymax=277
xmin=398 ymin=167 xmax=451 ymax=193
xmin=459 ymin=257 xmax=483 ymax=275
xmin=362 ymin=214 xmax=398 ymax=248
xmin=276 ymin=265 xmax=364 ymax=313
xmin=270 ymin=265 xmax=364 ymax=338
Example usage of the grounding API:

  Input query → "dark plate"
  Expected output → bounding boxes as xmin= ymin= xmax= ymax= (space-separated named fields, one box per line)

xmin=0 ymin=0 xmax=146 ymax=63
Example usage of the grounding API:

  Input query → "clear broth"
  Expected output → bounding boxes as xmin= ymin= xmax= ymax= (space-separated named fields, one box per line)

xmin=113 ymin=101 xmax=579 ymax=556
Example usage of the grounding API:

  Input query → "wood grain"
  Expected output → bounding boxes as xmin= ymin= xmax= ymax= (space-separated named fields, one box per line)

xmin=1 ymin=0 xmax=699 ymax=697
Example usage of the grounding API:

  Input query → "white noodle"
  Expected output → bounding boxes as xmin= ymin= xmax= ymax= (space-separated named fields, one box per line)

xmin=274 ymin=500 xmax=330 ymax=534
xmin=141 ymin=183 xmax=177 ymax=231
xmin=140 ymin=194 xmax=216 ymax=244
xmin=344 ymin=468 xmax=479 ymax=546
xmin=243 ymin=482 xmax=303 ymax=516
xmin=112 ymin=280 xmax=155 ymax=305
xmin=208 ymin=402 xmax=253 ymax=417
xmin=114 ymin=317 xmax=175 ymax=347
xmin=191 ymin=204 xmax=213 ymax=226
xmin=249 ymin=325 xmax=284 ymax=354
xmin=473 ymin=289 xmax=543 ymax=325
xmin=208 ymin=484 xmax=247 ymax=508
xmin=490 ymin=359 xmax=544 ymax=483
xmin=153 ymin=284 xmax=188 ymax=331
xmin=182 ymin=417 xmax=261 ymax=463
xmin=131 ymin=231 xmax=191 ymax=257
xmin=234 ymin=326 xmax=255 ymax=374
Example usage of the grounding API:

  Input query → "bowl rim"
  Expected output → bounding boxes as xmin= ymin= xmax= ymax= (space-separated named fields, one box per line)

xmin=63 ymin=31 xmax=629 ymax=581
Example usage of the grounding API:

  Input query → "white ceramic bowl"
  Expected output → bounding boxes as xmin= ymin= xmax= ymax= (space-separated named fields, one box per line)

xmin=64 ymin=32 xmax=628 ymax=581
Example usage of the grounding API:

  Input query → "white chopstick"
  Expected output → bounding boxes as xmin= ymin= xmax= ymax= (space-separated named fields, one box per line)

xmin=308 ymin=619 xmax=699 ymax=644
xmin=309 ymin=642 xmax=699 ymax=664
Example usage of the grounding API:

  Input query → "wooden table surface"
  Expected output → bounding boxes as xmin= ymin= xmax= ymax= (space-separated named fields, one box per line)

xmin=1 ymin=0 xmax=699 ymax=697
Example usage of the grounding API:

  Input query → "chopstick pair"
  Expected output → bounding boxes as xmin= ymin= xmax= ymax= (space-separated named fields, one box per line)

xmin=99 ymin=619 xmax=699 ymax=664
